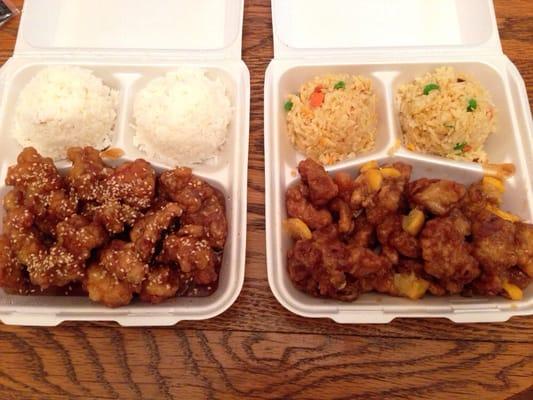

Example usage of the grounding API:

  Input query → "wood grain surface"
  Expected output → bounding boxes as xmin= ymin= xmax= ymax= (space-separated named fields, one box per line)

xmin=0 ymin=1 xmax=532 ymax=399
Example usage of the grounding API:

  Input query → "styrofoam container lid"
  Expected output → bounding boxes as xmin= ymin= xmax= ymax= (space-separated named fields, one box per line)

xmin=272 ymin=0 xmax=501 ymax=58
xmin=16 ymin=0 xmax=244 ymax=59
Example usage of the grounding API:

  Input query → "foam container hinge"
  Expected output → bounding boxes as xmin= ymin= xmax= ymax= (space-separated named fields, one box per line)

xmin=265 ymin=0 xmax=533 ymax=323
xmin=0 ymin=0 xmax=250 ymax=326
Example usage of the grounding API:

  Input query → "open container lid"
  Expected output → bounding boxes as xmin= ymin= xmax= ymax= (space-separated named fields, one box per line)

xmin=15 ymin=0 xmax=244 ymax=59
xmin=272 ymin=0 xmax=502 ymax=59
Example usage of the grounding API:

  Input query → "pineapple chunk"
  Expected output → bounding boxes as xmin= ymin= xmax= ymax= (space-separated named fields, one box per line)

xmin=482 ymin=176 xmax=505 ymax=193
xmin=283 ymin=218 xmax=312 ymax=240
xmin=393 ymin=273 xmax=429 ymax=300
xmin=502 ymin=281 xmax=523 ymax=301
xmin=380 ymin=167 xmax=402 ymax=178
xmin=402 ymin=209 xmax=425 ymax=236
xmin=360 ymin=160 xmax=379 ymax=172
xmin=486 ymin=205 xmax=520 ymax=223
xmin=364 ymin=169 xmax=383 ymax=191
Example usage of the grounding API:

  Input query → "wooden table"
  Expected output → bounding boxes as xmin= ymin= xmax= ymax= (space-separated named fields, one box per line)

xmin=0 ymin=1 xmax=532 ymax=399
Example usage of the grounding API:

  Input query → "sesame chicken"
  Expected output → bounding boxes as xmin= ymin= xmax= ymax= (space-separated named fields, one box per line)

xmin=139 ymin=264 xmax=180 ymax=304
xmin=130 ymin=202 xmax=183 ymax=262
xmin=0 ymin=147 xmax=228 ymax=307
xmin=99 ymin=240 xmax=148 ymax=291
xmin=85 ymin=263 xmax=134 ymax=308
xmin=159 ymin=234 xmax=218 ymax=285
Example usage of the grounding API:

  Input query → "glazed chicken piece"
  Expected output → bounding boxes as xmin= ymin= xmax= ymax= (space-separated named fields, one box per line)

xmin=6 ymin=147 xmax=77 ymax=234
xmin=334 ymin=171 xmax=356 ymax=204
xmin=470 ymin=272 xmax=503 ymax=296
xmin=68 ymin=148 xmax=151 ymax=234
xmin=408 ymin=179 xmax=466 ymax=216
xmin=287 ymin=230 xmax=358 ymax=301
xmin=102 ymin=159 xmax=156 ymax=210
xmin=140 ymin=264 xmax=180 ymax=304
xmin=99 ymin=240 xmax=147 ymax=292
xmin=176 ymin=224 xmax=206 ymax=239
xmin=515 ymin=223 xmax=533 ymax=277
xmin=24 ymin=215 xmax=106 ymax=289
xmin=396 ymin=258 xmax=425 ymax=275
xmin=85 ymin=263 xmax=134 ymax=308
xmin=181 ymin=188 xmax=227 ymax=250
xmin=36 ymin=190 xmax=78 ymax=235
xmin=28 ymin=246 xmax=85 ymax=289
xmin=363 ymin=162 xmax=412 ymax=225
xmin=3 ymin=189 xmax=24 ymax=212
xmin=471 ymin=209 xmax=517 ymax=272
xmin=461 ymin=182 xmax=491 ymax=219
xmin=55 ymin=215 xmax=107 ymax=261
xmin=6 ymin=147 xmax=64 ymax=204
xmin=85 ymin=240 xmax=148 ymax=307
xmin=347 ymin=246 xmax=392 ymax=278
xmin=297 ymin=159 xmax=338 ymax=206
xmin=2 ymin=205 xmax=46 ymax=268
xmin=0 ymin=234 xmax=29 ymax=294
xmin=287 ymin=224 xmax=391 ymax=301
xmin=346 ymin=214 xmax=375 ymax=249
xmin=448 ymin=208 xmax=472 ymax=237
xmin=364 ymin=182 xmax=405 ymax=225
xmin=295 ymin=226 xmax=351 ymax=299
xmin=85 ymin=200 xmax=141 ymax=234
xmin=286 ymin=182 xmax=332 ymax=230
xmin=329 ymin=198 xmax=353 ymax=234
xmin=420 ymin=216 xmax=480 ymax=294
xmin=130 ymin=202 xmax=183 ymax=261
xmin=159 ymin=167 xmax=215 ymax=214
xmin=141 ymin=165 xmax=230 ymax=238
xmin=67 ymin=146 xmax=113 ymax=201
xmin=159 ymin=234 xmax=218 ymax=285
xmin=349 ymin=172 xmax=374 ymax=211
xmin=377 ymin=214 xmax=420 ymax=260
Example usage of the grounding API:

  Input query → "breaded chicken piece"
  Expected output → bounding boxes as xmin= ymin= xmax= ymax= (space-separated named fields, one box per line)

xmin=408 ymin=179 xmax=466 ymax=216
xmin=85 ymin=263 xmax=134 ymax=308
xmin=420 ymin=217 xmax=479 ymax=294
xmin=286 ymin=182 xmax=332 ymax=230
xmin=298 ymin=158 xmax=338 ymax=206
xmin=139 ymin=265 xmax=180 ymax=304
xmin=159 ymin=234 xmax=218 ymax=285
xmin=130 ymin=202 xmax=183 ymax=261
xmin=471 ymin=209 xmax=517 ymax=272
xmin=99 ymin=240 xmax=147 ymax=292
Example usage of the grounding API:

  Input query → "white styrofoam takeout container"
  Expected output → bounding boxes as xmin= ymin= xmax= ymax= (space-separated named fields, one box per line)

xmin=265 ymin=0 xmax=533 ymax=323
xmin=0 ymin=0 xmax=250 ymax=326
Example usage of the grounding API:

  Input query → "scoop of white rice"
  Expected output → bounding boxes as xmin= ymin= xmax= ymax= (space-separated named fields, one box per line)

xmin=13 ymin=66 xmax=118 ymax=160
xmin=133 ymin=68 xmax=232 ymax=165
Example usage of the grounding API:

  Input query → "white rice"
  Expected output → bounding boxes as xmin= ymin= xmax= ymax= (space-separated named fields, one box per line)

xmin=13 ymin=66 xmax=118 ymax=160
xmin=133 ymin=68 xmax=232 ymax=165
